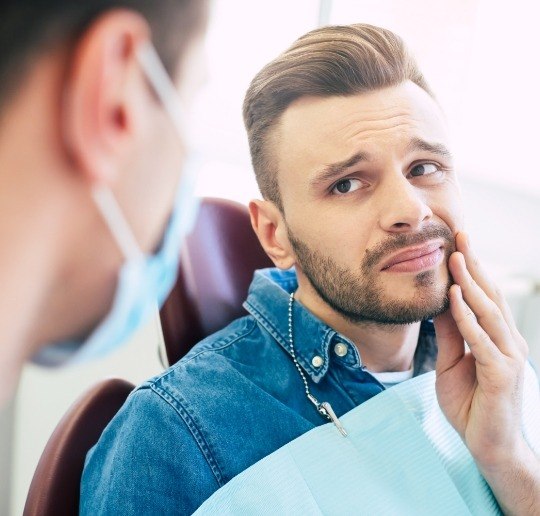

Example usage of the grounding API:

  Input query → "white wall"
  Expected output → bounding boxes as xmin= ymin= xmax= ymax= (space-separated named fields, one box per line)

xmin=460 ymin=177 xmax=540 ymax=367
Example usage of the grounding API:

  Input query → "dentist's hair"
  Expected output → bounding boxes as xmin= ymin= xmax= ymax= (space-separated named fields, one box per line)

xmin=243 ymin=23 xmax=433 ymax=211
xmin=0 ymin=0 xmax=208 ymax=109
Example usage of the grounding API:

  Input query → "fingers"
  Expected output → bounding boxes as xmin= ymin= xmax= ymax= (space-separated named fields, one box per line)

xmin=455 ymin=232 xmax=519 ymax=336
xmin=451 ymin=232 xmax=528 ymax=359
xmin=449 ymin=284 xmax=501 ymax=366
xmin=449 ymin=252 xmax=515 ymax=357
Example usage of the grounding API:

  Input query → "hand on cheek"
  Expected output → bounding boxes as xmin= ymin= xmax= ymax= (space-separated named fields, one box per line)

xmin=434 ymin=231 xmax=531 ymax=471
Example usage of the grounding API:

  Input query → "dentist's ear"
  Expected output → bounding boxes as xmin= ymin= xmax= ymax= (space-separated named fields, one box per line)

xmin=249 ymin=199 xmax=296 ymax=270
xmin=61 ymin=9 xmax=151 ymax=187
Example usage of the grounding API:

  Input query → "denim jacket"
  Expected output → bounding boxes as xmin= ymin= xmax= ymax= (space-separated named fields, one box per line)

xmin=81 ymin=268 xmax=437 ymax=515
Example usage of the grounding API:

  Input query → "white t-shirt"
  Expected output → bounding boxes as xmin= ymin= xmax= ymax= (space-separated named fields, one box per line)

xmin=369 ymin=366 xmax=414 ymax=389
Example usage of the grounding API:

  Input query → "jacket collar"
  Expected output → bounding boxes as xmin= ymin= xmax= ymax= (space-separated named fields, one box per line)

xmin=243 ymin=268 xmax=359 ymax=384
xmin=244 ymin=267 xmax=437 ymax=383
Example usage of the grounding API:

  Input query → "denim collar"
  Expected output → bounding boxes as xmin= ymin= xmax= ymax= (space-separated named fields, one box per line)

xmin=243 ymin=268 xmax=361 ymax=384
xmin=243 ymin=267 xmax=436 ymax=385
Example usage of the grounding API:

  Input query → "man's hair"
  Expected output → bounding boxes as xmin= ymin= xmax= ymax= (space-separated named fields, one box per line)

xmin=0 ymin=0 xmax=207 ymax=110
xmin=243 ymin=23 xmax=433 ymax=211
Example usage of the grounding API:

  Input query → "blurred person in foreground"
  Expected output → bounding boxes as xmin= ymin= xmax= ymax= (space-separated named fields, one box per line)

xmin=82 ymin=23 xmax=540 ymax=514
xmin=0 ymin=0 xmax=209 ymax=408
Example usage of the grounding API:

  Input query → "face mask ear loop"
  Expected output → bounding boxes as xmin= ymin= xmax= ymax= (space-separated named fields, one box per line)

xmin=92 ymin=186 xmax=143 ymax=261
xmin=91 ymin=43 xmax=183 ymax=263
xmin=136 ymin=42 xmax=186 ymax=139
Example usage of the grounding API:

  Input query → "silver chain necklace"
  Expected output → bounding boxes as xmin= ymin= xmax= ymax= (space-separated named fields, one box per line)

xmin=288 ymin=292 xmax=348 ymax=437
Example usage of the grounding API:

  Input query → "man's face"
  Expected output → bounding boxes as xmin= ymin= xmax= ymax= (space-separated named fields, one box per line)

xmin=116 ymin=33 xmax=207 ymax=256
xmin=276 ymin=81 xmax=462 ymax=324
xmin=59 ymin=31 xmax=208 ymax=344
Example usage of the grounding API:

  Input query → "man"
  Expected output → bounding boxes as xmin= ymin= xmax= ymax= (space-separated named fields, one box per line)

xmin=0 ymin=0 xmax=208 ymax=408
xmin=81 ymin=24 xmax=540 ymax=514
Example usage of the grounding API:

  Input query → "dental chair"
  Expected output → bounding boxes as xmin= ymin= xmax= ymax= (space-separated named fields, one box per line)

xmin=160 ymin=197 xmax=273 ymax=365
xmin=24 ymin=197 xmax=272 ymax=515
xmin=23 ymin=378 xmax=134 ymax=516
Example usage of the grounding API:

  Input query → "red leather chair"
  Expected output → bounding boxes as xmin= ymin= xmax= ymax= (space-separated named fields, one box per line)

xmin=160 ymin=197 xmax=273 ymax=365
xmin=23 ymin=378 xmax=134 ymax=516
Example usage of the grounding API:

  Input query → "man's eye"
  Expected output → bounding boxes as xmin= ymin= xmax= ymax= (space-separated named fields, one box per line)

xmin=409 ymin=163 xmax=440 ymax=177
xmin=331 ymin=178 xmax=363 ymax=195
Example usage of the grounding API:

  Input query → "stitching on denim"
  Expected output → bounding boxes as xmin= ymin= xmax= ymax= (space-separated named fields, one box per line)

xmin=261 ymin=268 xmax=298 ymax=290
xmin=245 ymin=297 xmax=284 ymax=335
xmin=245 ymin=299 xmax=332 ymax=383
xmin=284 ymin=319 xmax=332 ymax=381
xmin=180 ymin=317 xmax=258 ymax=364
xmin=302 ymin=326 xmax=333 ymax=383
xmin=245 ymin=299 xmax=288 ymax=349
xmin=331 ymin=333 xmax=362 ymax=367
xmin=150 ymin=318 xmax=257 ymax=386
xmin=144 ymin=319 xmax=260 ymax=487
xmin=319 ymin=327 xmax=334 ymax=363
xmin=247 ymin=298 xmax=326 ymax=377
xmin=276 ymin=278 xmax=297 ymax=290
xmin=150 ymin=384 xmax=225 ymax=487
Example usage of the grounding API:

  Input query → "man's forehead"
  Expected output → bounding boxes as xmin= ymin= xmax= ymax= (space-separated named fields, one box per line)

xmin=277 ymin=81 xmax=448 ymax=162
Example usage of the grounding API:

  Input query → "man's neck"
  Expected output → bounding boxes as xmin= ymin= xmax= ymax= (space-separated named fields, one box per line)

xmin=294 ymin=283 xmax=421 ymax=373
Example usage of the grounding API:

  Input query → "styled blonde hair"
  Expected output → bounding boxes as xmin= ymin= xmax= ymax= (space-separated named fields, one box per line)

xmin=243 ymin=23 xmax=432 ymax=210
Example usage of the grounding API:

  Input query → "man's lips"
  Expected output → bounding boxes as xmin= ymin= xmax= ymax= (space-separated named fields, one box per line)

xmin=380 ymin=240 xmax=445 ymax=273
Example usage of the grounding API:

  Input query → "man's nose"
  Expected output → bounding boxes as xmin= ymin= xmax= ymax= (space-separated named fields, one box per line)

xmin=378 ymin=175 xmax=433 ymax=233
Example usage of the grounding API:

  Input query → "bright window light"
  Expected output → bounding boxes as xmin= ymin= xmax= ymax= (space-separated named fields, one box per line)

xmin=191 ymin=0 xmax=540 ymax=203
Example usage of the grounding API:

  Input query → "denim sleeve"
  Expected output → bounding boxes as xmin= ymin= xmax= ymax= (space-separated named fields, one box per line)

xmin=80 ymin=386 xmax=220 ymax=515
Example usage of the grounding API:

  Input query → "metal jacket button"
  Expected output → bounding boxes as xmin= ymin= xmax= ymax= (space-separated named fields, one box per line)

xmin=311 ymin=355 xmax=324 ymax=368
xmin=334 ymin=343 xmax=348 ymax=357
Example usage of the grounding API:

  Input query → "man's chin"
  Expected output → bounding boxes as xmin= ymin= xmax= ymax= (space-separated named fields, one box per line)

xmin=382 ymin=267 xmax=449 ymax=294
xmin=376 ymin=283 xmax=450 ymax=323
xmin=367 ymin=296 xmax=449 ymax=325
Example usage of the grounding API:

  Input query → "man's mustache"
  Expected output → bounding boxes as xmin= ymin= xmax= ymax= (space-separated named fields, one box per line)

xmin=362 ymin=224 xmax=456 ymax=272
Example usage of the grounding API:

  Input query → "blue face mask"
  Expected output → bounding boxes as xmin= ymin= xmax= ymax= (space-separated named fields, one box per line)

xmin=32 ymin=43 xmax=200 ymax=366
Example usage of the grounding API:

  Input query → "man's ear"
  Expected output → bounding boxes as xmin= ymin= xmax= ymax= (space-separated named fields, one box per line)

xmin=61 ymin=9 xmax=151 ymax=186
xmin=249 ymin=199 xmax=296 ymax=270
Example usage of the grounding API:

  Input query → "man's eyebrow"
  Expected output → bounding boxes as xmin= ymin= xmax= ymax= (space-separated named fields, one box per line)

xmin=310 ymin=151 xmax=371 ymax=188
xmin=407 ymin=137 xmax=453 ymax=159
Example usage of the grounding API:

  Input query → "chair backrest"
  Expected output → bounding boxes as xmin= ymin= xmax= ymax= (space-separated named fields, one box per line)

xmin=160 ymin=197 xmax=273 ymax=365
xmin=23 ymin=378 xmax=134 ymax=516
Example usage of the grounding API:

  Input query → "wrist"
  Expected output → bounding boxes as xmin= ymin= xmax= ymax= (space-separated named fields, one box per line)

xmin=476 ymin=439 xmax=540 ymax=516
xmin=473 ymin=435 xmax=533 ymax=474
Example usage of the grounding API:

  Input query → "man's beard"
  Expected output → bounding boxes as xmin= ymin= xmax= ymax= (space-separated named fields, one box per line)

xmin=287 ymin=224 xmax=455 ymax=325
